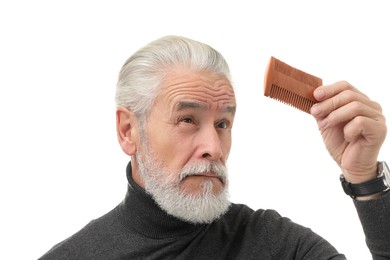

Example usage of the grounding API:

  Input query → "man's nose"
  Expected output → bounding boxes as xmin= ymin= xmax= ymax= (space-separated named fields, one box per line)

xmin=199 ymin=126 xmax=223 ymax=160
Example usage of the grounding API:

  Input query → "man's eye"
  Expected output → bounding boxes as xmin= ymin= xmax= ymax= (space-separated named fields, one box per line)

xmin=180 ymin=117 xmax=193 ymax=124
xmin=217 ymin=121 xmax=228 ymax=129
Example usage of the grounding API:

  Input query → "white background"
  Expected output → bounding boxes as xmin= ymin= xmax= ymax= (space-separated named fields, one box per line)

xmin=1 ymin=1 xmax=389 ymax=259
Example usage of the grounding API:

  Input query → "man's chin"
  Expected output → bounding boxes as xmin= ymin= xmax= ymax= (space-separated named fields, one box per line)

xmin=150 ymin=182 xmax=231 ymax=224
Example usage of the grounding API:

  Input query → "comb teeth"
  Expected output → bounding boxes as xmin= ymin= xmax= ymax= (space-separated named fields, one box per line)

xmin=270 ymin=83 xmax=316 ymax=113
xmin=264 ymin=56 xmax=322 ymax=114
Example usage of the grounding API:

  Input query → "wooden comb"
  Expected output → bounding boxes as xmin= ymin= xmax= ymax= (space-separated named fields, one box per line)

xmin=264 ymin=56 xmax=322 ymax=113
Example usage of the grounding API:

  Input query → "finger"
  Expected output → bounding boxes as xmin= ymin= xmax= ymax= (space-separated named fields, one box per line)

xmin=311 ymin=89 xmax=381 ymax=119
xmin=316 ymin=101 xmax=384 ymax=131
xmin=313 ymin=80 xmax=368 ymax=102
xmin=343 ymin=115 xmax=387 ymax=144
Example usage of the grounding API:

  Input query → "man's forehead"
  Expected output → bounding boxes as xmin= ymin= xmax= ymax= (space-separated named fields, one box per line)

xmin=156 ymin=70 xmax=236 ymax=112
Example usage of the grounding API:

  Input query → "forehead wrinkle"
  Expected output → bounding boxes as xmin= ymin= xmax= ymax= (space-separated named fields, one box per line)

xmin=167 ymin=89 xmax=235 ymax=115
xmin=159 ymin=73 xmax=236 ymax=115
xmin=165 ymin=84 xmax=235 ymax=104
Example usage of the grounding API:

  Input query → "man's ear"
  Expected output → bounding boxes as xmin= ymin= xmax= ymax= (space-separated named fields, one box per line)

xmin=116 ymin=107 xmax=140 ymax=156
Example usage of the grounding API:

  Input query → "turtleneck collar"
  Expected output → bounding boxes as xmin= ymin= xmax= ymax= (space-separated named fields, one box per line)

xmin=117 ymin=161 xmax=206 ymax=239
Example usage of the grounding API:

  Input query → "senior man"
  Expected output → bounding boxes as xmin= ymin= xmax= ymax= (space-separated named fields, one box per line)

xmin=40 ymin=36 xmax=390 ymax=259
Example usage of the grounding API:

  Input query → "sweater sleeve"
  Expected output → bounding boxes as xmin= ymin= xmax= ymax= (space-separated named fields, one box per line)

xmin=253 ymin=209 xmax=347 ymax=260
xmin=353 ymin=191 xmax=390 ymax=259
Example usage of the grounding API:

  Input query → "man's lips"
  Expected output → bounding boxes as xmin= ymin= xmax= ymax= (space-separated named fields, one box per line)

xmin=185 ymin=173 xmax=224 ymax=183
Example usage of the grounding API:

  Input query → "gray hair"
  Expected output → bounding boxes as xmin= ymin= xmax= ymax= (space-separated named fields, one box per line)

xmin=115 ymin=35 xmax=231 ymax=124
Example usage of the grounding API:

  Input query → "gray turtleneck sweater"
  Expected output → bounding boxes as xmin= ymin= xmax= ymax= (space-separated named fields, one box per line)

xmin=39 ymin=162 xmax=390 ymax=259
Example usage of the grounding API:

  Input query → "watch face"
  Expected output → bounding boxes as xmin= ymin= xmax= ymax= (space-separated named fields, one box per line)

xmin=381 ymin=161 xmax=390 ymax=188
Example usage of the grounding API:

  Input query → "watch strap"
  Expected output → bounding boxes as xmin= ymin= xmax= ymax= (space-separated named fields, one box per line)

xmin=340 ymin=174 xmax=387 ymax=198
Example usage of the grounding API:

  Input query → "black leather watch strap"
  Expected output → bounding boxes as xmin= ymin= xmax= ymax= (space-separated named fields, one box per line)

xmin=340 ymin=174 xmax=387 ymax=198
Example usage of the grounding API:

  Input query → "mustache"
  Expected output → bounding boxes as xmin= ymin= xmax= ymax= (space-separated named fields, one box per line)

xmin=179 ymin=161 xmax=227 ymax=183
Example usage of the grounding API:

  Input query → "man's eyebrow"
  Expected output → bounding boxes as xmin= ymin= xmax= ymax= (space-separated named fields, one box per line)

xmin=176 ymin=101 xmax=236 ymax=114
xmin=176 ymin=101 xmax=207 ymax=111
xmin=223 ymin=105 xmax=236 ymax=114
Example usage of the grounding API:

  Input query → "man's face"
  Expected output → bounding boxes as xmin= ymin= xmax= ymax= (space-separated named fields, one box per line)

xmin=140 ymin=69 xmax=236 ymax=196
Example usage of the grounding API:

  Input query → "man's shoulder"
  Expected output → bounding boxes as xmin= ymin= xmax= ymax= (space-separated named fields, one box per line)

xmin=216 ymin=203 xmax=285 ymax=234
xmin=38 ymin=206 xmax=122 ymax=260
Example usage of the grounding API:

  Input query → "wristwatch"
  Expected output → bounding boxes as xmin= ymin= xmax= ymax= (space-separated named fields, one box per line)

xmin=340 ymin=161 xmax=390 ymax=198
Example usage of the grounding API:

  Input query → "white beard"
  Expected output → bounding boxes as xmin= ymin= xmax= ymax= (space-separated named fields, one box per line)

xmin=135 ymin=141 xmax=231 ymax=224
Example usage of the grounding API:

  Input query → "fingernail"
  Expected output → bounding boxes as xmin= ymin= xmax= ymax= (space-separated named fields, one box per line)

xmin=315 ymin=89 xmax=325 ymax=100
xmin=311 ymin=105 xmax=321 ymax=116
